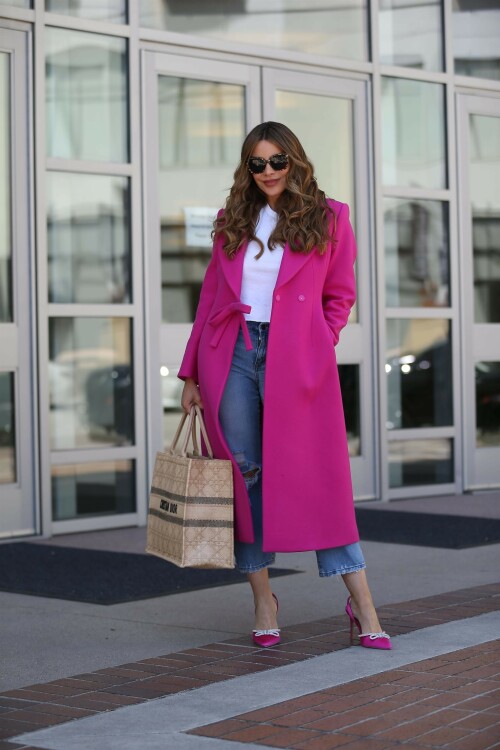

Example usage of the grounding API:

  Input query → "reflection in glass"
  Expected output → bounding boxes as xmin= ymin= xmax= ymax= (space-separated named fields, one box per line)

xmin=384 ymin=199 xmax=449 ymax=308
xmin=386 ymin=319 xmax=452 ymax=429
xmin=49 ymin=318 xmax=133 ymax=449
xmin=382 ymin=77 xmax=446 ymax=189
xmin=0 ymin=372 xmax=16 ymax=484
xmin=158 ymin=76 xmax=245 ymax=323
xmin=476 ymin=361 xmax=500 ymax=448
xmin=47 ymin=172 xmax=131 ymax=304
xmin=0 ymin=0 xmax=31 ymax=6
xmin=46 ymin=0 xmax=126 ymax=23
xmin=453 ymin=1 xmax=500 ymax=81
xmin=339 ymin=365 xmax=360 ymax=457
xmin=46 ymin=28 xmax=128 ymax=162
xmin=389 ymin=438 xmax=453 ymax=487
xmin=469 ymin=114 xmax=500 ymax=323
xmin=275 ymin=89 xmax=358 ymax=322
xmin=275 ymin=91 xmax=354 ymax=209
xmin=141 ymin=0 xmax=369 ymax=62
xmin=379 ymin=0 xmax=443 ymax=71
xmin=0 ymin=53 xmax=12 ymax=323
xmin=52 ymin=460 xmax=135 ymax=520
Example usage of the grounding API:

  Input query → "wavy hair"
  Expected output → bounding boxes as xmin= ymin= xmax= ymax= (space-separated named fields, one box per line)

xmin=213 ymin=122 xmax=336 ymax=258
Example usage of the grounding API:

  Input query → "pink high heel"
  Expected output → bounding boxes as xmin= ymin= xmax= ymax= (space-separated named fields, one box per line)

xmin=345 ymin=596 xmax=392 ymax=650
xmin=252 ymin=593 xmax=280 ymax=648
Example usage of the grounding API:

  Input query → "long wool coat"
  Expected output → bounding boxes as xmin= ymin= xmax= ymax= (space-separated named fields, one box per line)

xmin=178 ymin=198 xmax=360 ymax=552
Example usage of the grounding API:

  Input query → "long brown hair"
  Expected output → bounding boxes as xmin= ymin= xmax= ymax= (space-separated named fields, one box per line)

xmin=213 ymin=122 xmax=336 ymax=258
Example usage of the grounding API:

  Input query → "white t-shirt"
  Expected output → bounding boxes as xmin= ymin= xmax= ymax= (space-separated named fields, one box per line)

xmin=241 ymin=204 xmax=284 ymax=322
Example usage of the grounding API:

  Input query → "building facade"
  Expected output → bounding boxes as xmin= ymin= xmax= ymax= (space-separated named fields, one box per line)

xmin=0 ymin=0 xmax=499 ymax=539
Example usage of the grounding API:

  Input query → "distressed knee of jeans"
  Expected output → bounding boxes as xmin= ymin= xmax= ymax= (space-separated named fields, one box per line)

xmin=232 ymin=451 xmax=261 ymax=489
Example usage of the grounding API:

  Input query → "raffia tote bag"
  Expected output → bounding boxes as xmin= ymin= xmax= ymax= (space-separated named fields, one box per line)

xmin=146 ymin=405 xmax=235 ymax=569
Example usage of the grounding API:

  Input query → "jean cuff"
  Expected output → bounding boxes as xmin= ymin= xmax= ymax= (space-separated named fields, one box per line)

xmin=235 ymin=557 xmax=276 ymax=574
xmin=318 ymin=562 xmax=366 ymax=578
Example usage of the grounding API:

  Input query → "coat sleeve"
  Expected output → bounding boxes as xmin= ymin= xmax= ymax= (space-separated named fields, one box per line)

xmin=178 ymin=240 xmax=219 ymax=383
xmin=322 ymin=202 xmax=357 ymax=347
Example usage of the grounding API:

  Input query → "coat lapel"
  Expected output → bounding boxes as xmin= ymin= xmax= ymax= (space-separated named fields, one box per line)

xmin=219 ymin=238 xmax=314 ymax=300
xmin=274 ymin=243 xmax=314 ymax=291
xmin=218 ymin=239 xmax=247 ymax=299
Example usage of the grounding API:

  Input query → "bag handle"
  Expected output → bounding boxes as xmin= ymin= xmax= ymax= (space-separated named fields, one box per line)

xmin=169 ymin=405 xmax=214 ymax=459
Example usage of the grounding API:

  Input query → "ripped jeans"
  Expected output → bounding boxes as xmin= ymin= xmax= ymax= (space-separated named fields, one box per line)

xmin=218 ymin=321 xmax=366 ymax=577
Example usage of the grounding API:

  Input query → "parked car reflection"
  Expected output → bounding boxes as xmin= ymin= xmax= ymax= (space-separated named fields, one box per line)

xmin=476 ymin=361 xmax=500 ymax=445
xmin=386 ymin=338 xmax=452 ymax=429
xmin=85 ymin=364 xmax=134 ymax=444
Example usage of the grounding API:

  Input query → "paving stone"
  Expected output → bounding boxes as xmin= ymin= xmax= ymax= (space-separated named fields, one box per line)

xmin=188 ymin=719 xmax=252 ymax=737
xmin=291 ymin=735 xmax=357 ymax=750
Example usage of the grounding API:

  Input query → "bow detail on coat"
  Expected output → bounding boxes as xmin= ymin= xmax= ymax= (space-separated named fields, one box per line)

xmin=208 ymin=302 xmax=253 ymax=350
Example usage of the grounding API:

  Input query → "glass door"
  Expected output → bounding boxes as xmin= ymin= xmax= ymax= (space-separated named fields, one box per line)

xmin=0 ymin=28 xmax=36 ymax=537
xmin=143 ymin=54 xmax=376 ymax=500
xmin=142 ymin=52 xmax=260 ymax=463
xmin=262 ymin=68 xmax=377 ymax=499
xmin=457 ymin=94 xmax=500 ymax=490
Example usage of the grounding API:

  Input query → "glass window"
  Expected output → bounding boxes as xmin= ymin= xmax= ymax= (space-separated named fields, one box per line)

xmin=52 ymin=460 xmax=135 ymax=520
xmin=389 ymin=438 xmax=453 ymax=487
xmin=339 ymin=364 xmax=360 ymax=457
xmin=0 ymin=52 xmax=12 ymax=323
xmin=0 ymin=1 xmax=31 ymax=7
xmin=47 ymin=172 xmax=131 ymax=304
xmin=49 ymin=318 xmax=133 ymax=449
xmin=158 ymin=76 xmax=245 ymax=323
xmin=476 ymin=361 xmax=500 ymax=448
xmin=384 ymin=198 xmax=449 ymax=308
xmin=453 ymin=1 xmax=500 ymax=81
xmin=386 ymin=319 xmax=452 ymax=429
xmin=140 ymin=0 xmax=369 ymax=62
xmin=0 ymin=372 xmax=16 ymax=484
xmin=46 ymin=28 xmax=128 ymax=163
xmin=379 ymin=0 xmax=443 ymax=72
xmin=469 ymin=114 xmax=500 ymax=323
xmin=275 ymin=89 xmax=357 ymax=322
xmin=275 ymin=90 xmax=354 ymax=211
xmin=46 ymin=0 xmax=127 ymax=23
xmin=382 ymin=77 xmax=446 ymax=189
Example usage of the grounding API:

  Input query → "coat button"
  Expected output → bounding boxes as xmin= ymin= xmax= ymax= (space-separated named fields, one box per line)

xmin=275 ymin=294 xmax=281 ymax=302
xmin=298 ymin=294 xmax=305 ymax=302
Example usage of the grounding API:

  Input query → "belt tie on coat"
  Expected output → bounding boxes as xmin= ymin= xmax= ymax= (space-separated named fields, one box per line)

xmin=209 ymin=302 xmax=253 ymax=351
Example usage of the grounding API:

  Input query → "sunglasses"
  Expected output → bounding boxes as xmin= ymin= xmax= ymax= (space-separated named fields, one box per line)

xmin=247 ymin=153 xmax=289 ymax=174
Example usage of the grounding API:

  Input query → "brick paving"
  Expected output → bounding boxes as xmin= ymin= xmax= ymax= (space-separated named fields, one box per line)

xmin=0 ymin=582 xmax=498 ymax=750
xmin=190 ymin=641 xmax=500 ymax=749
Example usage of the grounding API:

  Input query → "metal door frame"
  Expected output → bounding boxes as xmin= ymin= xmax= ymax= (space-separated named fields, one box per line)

xmin=457 ymin=91 xmax=500 ymax=491
xmin=262 ymin=67 xmax=378 ymax=500
xmin=0 ymin=26 xmax=38 ymax=537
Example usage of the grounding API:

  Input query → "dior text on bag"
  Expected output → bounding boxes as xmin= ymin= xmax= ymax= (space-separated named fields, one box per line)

xmin=146 ymin=404 xmax=235 ymax=569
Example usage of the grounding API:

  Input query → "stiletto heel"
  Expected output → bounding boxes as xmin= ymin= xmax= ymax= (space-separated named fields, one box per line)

xmin=349 ymin=615 xmax=354 ymax=645
xmin=345 ymin=596 xmax=391 ymax=651
xmin=252 ymin=593 xmax=281 ymax=648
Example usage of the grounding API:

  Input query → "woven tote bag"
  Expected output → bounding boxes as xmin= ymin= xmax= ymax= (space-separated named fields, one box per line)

xmin=146 ymin=405 xmax=235 ymax=569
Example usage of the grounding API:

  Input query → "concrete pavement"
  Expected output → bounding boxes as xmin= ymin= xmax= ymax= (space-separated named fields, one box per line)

xmin=0 ymin=493 xmax=499 ymax=749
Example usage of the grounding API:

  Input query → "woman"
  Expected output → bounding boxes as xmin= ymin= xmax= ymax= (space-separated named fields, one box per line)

xmin=180 ymin=122 xmax=390 ymax=651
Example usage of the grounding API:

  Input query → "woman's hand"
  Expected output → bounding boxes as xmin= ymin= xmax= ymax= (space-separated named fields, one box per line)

xmin=181 ymin=378 xmax=203 ymax=413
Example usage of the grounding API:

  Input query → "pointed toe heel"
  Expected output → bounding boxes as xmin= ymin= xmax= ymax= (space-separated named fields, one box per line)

xmin=252 ymin=629 xmax=281 ymax=648
xmin=345 ymin=596 xmax=392 ymax=651
xmin=359 ymin=632 xmax=392 ymax=650
xmin=252 ymin=593 xmax=280 ymax=648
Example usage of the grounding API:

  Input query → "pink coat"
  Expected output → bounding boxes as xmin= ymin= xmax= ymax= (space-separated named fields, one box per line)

xmin=179 ymin=199 xmax=360 ymax=552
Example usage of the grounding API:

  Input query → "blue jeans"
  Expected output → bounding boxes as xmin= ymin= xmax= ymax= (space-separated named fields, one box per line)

xmin=218 ymin=321 xmax=366 ymax=577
